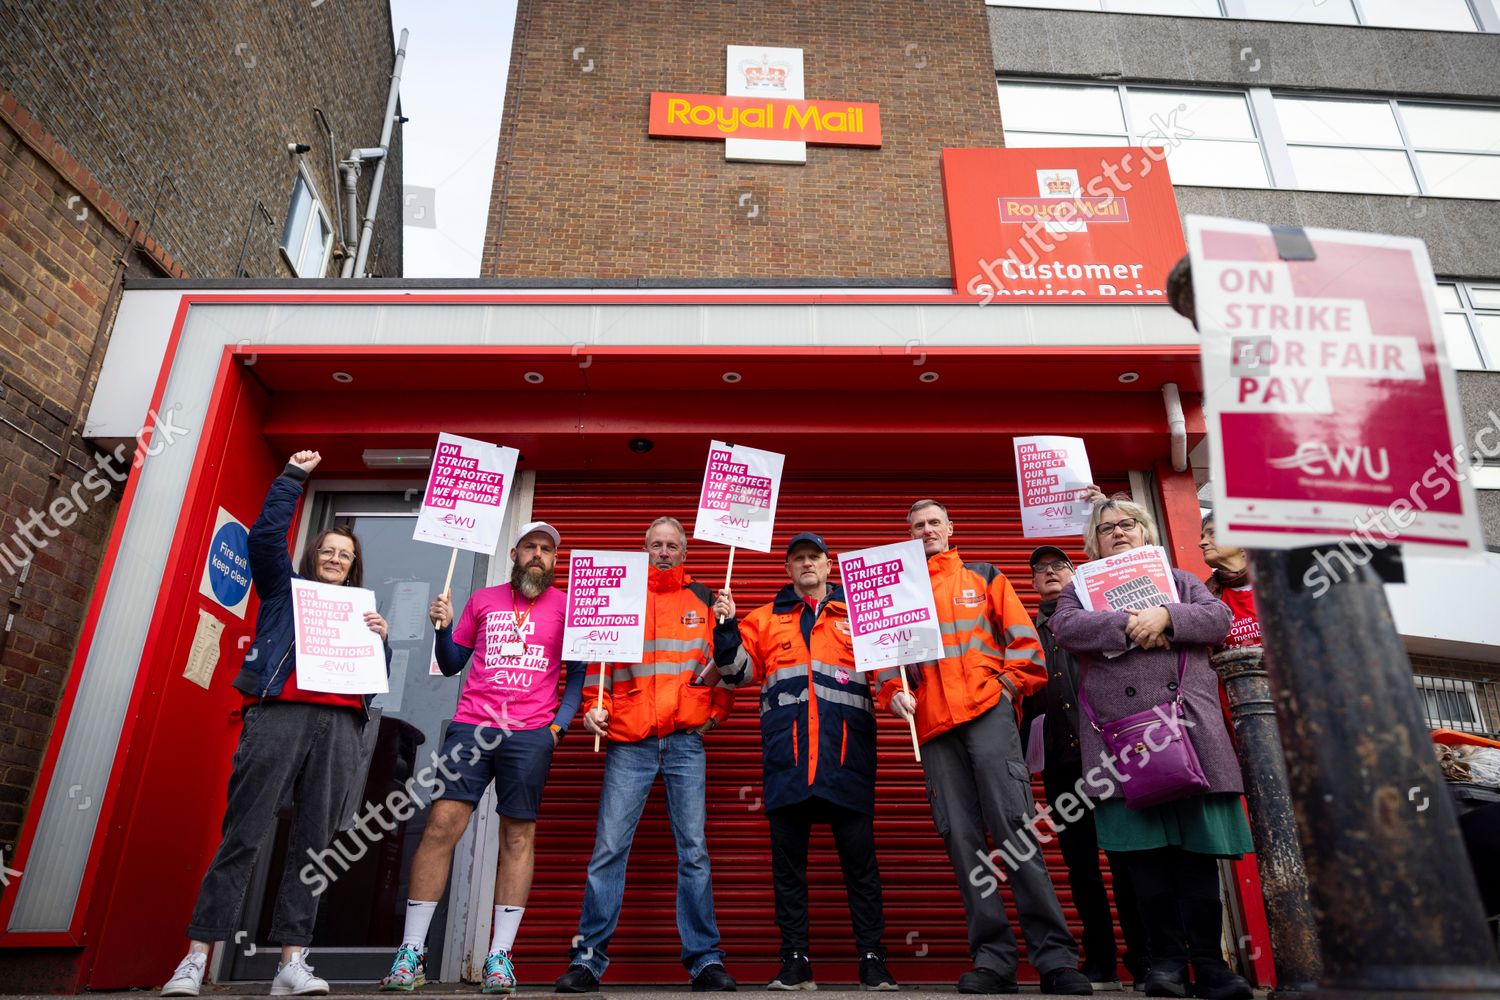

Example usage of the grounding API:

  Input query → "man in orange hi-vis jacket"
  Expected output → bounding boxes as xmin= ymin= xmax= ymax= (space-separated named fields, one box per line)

xmin=873 ymin=500 xmax=1090 ymax=997
xmin=554 ymin=516 xmax=737 ymax=995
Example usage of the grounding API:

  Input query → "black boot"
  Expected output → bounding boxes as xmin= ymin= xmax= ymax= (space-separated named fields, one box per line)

xmin=1181 ymin=898 xmax=1252 ymax=1000
xmin=1136 ymin=891 xmax=1189 ymax=998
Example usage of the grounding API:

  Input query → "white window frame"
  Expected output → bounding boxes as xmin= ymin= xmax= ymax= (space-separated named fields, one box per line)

xmin=1413 ymin=675 xmax=1487 ymax=731
xmin=998 ymin=77 xmax=1500 ymax=199
xmin=985 ymin=0 xmax=1498 ymax=31
xmin=1438 ymin=280 xmax=1500 ymax=370
xmin=279 ymin=162 xmax=336 ymax=279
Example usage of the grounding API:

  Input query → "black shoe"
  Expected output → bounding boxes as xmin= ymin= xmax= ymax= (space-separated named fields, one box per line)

xmin=767 ymin=953 xmax=814 ymax=991
xmin=553 ymin=965 xmax=600 ymax=993
xmin=1079 ymin=963 xmax=1121 ymax=991
xmin=955 ymin=968 xmax=1018 ymax=994
xmin=1189 ymin=966 xmax=1252 ymax=1000
xmin=1143 ymin=963 xmax=1189 ymax=998
xmin=1040 ymin=967 xmax=1094 ymax=996
xmin=859 ymin=953 xmax=898 ymax=992
xmin=692 ymin=964 xmax=738 ymax=992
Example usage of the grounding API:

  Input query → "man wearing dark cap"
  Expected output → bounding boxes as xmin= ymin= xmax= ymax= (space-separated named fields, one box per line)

xmin=1021 ymin=545 xmax=1147 ymax=992
xmin=710 ymin=532 xmax=897 ymax=993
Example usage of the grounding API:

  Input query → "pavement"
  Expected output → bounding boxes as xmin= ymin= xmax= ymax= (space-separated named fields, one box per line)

xmin=0 ymin=988 xmax=1269 ymax=999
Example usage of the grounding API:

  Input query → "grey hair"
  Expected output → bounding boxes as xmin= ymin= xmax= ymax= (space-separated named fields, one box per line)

xmin=1083 ymin=497 xmax=1159 ymax=560
xmin=907 ymin=498 xmax=949 ymax=524
xmin=644 ymin=515 xmax=687 ymax=548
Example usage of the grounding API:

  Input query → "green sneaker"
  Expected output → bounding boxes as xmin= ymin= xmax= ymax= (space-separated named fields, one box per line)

xmin=482 ymin=950 xmax=517 ymax=994
xmin=380 ymin=945 xmax=426 ymax=992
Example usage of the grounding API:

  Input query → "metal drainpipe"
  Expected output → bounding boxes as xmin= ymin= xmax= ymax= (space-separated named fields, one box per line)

xmin=348 ymin=28 xmax=408 ymax=278
xmin=1163 ymin=381 xmax=1187 ymax=472
xmin=340 ymin=160 xmax=361 ymax=261
xmin=1168 ymin=254 xmax=1500 ymax=999
xmin=312 ymin=106 xmax=348 ymax=259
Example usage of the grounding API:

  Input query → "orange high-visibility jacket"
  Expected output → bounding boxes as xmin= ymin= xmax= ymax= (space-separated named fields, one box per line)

xmin=583 ymin=563 xmax=734 ymax=743
xmin=873 ymin=548 xmax=1046 ymax=744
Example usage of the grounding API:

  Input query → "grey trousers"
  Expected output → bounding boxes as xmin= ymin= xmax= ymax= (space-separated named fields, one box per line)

xmin=186 ymin=701 xmax=362 ymax=946
xmin=921 ymin=703 xmax=1078 ymax=977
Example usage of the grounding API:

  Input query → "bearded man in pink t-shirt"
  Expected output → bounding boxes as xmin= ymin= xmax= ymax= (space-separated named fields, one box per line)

xmin=380 ymin=522 xmax=583 ymax=996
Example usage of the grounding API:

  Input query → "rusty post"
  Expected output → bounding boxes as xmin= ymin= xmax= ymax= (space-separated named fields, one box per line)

xmin=1212 ymin=646 xmax=1322 ymax=997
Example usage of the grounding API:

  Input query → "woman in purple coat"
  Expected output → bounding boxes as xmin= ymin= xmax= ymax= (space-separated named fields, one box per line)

xmin=1048 ymin=498 xmax=1253 ymax=1000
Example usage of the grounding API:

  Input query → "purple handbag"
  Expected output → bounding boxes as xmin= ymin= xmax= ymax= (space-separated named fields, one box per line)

xmin=1078 ymin=649 xmax=1210 ymax=809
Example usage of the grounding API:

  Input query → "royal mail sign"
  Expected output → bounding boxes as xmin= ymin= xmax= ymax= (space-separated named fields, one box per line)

xmin=649 ymin=45 xmax=881 ymax=163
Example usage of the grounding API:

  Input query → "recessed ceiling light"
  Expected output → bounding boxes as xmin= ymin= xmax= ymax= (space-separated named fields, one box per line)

xmin=1118 ymin=371 xmax=1140 ymax=383
xmin=722 ymin=372 xmax=742 ymax=383
xmin=524 ymin=371 xmax=544 ymax=384
xmin=332 ymin=371 xmax=353 ymax=383
xmin=919 ymin=371 xmax=939 ymax=383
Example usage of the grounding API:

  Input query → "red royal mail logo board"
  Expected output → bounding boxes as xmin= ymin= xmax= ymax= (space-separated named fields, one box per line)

xmin=941 ymin=147 xmax=1187 ymax=303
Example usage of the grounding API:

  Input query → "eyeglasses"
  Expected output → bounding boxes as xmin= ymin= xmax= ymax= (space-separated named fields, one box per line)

xmin=317 ymin=548 xmax=355 ymax=564
xmin=1094 ymin=518 xmax=1140 ymax=537
xmin=1032 ymin=560 xmax=1072 ymax=574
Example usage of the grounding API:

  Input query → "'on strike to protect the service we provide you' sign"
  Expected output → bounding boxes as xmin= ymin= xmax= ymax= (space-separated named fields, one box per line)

xmin=692 ymin=440 xmax=785 ymax=553
xmin=1188 ymin=216 xmax=1482 ymax=554
xmin=413 ymin=432 xmax=519 ymax=554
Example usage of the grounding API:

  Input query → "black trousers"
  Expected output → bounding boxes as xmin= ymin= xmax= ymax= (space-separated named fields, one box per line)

xmin=1043 ymin=761 xmax=1149 ymax=978
xmin=766 ymin=796 xmax=886 ymax=958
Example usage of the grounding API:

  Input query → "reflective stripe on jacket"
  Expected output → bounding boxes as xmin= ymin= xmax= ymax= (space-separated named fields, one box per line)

xmin=583 ymin=563 xmax=733 ymax=742
xmin=873 ymin=548 xmax=1045 ymax=744
xmin=714 ymin=583 xmax=876 ymax=815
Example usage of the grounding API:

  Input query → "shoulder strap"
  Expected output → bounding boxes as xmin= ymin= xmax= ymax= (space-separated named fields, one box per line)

xmin=1076 ymin=647 xmax=1189 ymax=733
xmin=963 ymin=561 xmax=1000 ymax=585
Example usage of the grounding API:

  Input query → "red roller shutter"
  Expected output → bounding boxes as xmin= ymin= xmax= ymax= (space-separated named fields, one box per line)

xmin=519 ymin=476 xmax=1131 ymax=986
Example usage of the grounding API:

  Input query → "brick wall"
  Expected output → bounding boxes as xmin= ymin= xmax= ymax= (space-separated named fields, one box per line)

xmin=0 ymin=0 xmax=403 ymax=279
xmin=0 ymin=0 xmax=402 ymax=868
xmin=483 ymin=0 xmax=1002 ymax=280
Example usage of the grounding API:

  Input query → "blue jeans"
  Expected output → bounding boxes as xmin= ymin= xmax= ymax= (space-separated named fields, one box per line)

xmin=569 ymin=731 xmax=724 ymax=979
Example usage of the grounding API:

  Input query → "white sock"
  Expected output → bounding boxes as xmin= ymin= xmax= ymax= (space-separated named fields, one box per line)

xmin=402 ymin=900 xmax=439 ymax=950
xmin=490 ymin=905 xmax=524 ymax=955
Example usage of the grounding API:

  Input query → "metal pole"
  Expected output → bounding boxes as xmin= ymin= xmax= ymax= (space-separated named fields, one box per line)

xmin=1211 ymin=646 xmax=1322 ymax=997
xmin=1247 ymin=550 xmax=1500 ymax=997
xmin=349 ymin=28 xmax=407 ymax=278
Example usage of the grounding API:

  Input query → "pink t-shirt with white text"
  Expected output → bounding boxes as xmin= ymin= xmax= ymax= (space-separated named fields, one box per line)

xmin=452 ymin=584 xmax=566 ymax=730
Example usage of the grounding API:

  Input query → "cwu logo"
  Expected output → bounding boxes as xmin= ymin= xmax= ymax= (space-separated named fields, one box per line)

xmin=874 ymin=629 xmax=913 ymax=647
xmin=717 ymin=514 xmax=750 ymax=528
xmin=1268 ymin=442 xmax=1390 ymax=481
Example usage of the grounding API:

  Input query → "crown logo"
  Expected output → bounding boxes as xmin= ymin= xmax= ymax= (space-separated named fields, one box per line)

xmin=740 ymin=55 xmax=790 ymax=90
xmin=1044 ymin=174 xmax=1074 ymax=195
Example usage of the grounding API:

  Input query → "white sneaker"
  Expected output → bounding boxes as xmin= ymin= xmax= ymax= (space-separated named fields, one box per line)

xmin=271 ymin=952 xmax=330 ymax=997
xmin=161 ymin=952 xmax=207 ymax=997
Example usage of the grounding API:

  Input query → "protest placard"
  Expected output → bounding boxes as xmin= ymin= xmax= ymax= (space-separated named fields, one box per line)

xmin=413 ymin=432 xmax=519 ymax=556
xmin=692 ymin=440 xmax=784 ymax=553
xmin=1014 ymin=435 xmax=1094 ymax=537
xmin=564 ymin=550 xmax=650 ymax=751
xmin=290 ymin=578 xmax=388 ymax=694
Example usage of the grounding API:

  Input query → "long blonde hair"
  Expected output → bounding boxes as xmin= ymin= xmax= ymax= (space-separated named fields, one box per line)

xmin=1082 ymin=497 xmax=1160 ymax=560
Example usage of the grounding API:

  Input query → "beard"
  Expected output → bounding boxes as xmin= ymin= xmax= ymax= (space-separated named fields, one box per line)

xmin=511 ymin=560 xmax=555 ymax=599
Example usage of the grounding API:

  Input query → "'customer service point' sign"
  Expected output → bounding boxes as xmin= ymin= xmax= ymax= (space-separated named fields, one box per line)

xmin=942 ymin=147 xmax=1185 ymax=303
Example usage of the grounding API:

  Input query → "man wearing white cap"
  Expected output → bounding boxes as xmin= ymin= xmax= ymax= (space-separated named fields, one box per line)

xmin=380 ymin=521 xmax=584 ymax=995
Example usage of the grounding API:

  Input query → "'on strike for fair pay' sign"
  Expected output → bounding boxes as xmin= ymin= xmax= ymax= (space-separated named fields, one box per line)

xmin=564 ymin=550 xmax=649 ymax=663
xmin=1188 ymin=216 xmax=1482 ymax=554
xmin=839 ymin=539 xmax=942 ymax=672
xmin=413 ymin=432 xmax=519 ymax=554
xmin=692 ymin=441 xmax=785 ymax=553
xmin=290 ymin=578 xmax=388 ymax=694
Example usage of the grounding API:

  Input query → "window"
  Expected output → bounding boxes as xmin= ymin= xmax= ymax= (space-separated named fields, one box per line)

xmin=985 ymin=0 xmax=1496 ymax=31
xmin=1438 ymin=281 xmax=1500 ymax=370
xmin=279 ymin=170 xmax=335 ymax=279
xmin=998 ymin=79 xmax=1500 ymax=198
xmin=998 ymin=81 xmax=1270 ymax=186
xmin=1414 ymin=675 xmax=1486 ymax=732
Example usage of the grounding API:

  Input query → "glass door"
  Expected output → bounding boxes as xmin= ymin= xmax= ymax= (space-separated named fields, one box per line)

xmin=227 ymin=491 xmax=486 ymax=982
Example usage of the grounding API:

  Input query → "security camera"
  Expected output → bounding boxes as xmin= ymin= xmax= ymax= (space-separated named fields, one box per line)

xmin=287 ymin=142 xmax=311 ymax=155
xmin=628 ymin=438 xmax=655 ymax=454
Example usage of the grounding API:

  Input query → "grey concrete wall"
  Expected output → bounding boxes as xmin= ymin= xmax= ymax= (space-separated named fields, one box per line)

xmin=988 ymin=7 xmax=1500 ymax=100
